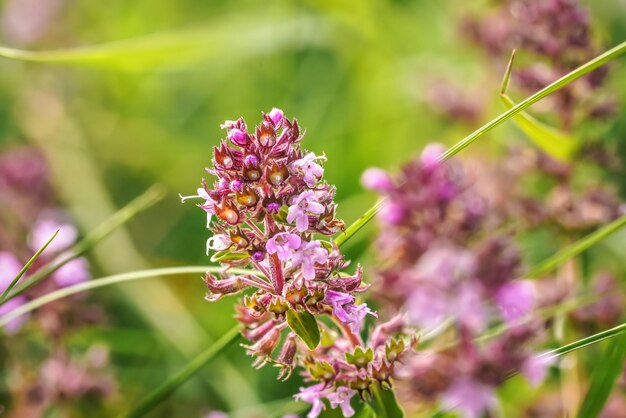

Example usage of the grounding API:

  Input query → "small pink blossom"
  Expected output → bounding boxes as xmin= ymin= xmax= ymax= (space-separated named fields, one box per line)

xmin=419 ymin=143 xmax=445 ymax=172
xmin=442 ymin=377 xmax=495 ymax=418
xmin=266 ymin=233 xmax=302 ymax=261
xmin=30 ymin=218 xmax=77 ymax=253
xmin=361 ymin=167 xmax=393 ymax=192
xmin=287 ymin=191 xmax=325 ymax=232
xmin=324 ymin=290 xmax=376 ymax=333
xmin=0 ymin=296 xmax=29 ymax=334
xmin=227 ymin=128 xmax=247 ymax=146
xmin=268 ymin=107 xmax=284 ymax=125
xmin=292 ymin=153 xmax=326 ymax=187
xmin=294 ymin=383 xmax=327 ymax=418
xmin=521 ymin=354 xmax=554 ymax=387
xmin=291 ymin=240 xmax=328 ymax=280
xmin=0 ymin=251 xmax=22 ymax=293
xmin=52 ymin=257 xmax=90 ymax=287
xmin=496 ymin=280 xmax=535 ymax=323
xmin=327 ymin=387 xmax=356 ymax=417
xmin=206 ymin=234 xmax=231 ymax=255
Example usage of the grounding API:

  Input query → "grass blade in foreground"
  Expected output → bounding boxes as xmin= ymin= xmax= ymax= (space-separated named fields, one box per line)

xmin=334 ymin=39 xmax=626 ymax=247
xmin=0 ymin=230 xmax=58 ymax=304
xmin=0 ymin=267 xmax=254 ymax=327
xmin=122 ymin=326 xmax=242 ymax=418
xmin=576 ymin=334 xmax=626 ymax=418
xmin=545 ymin=322 xmax=626 ymax=358
xmin=4 ymin=185 xmax=165 ymax=302
xmin=526 ymin=213 xmax=626 ymax=278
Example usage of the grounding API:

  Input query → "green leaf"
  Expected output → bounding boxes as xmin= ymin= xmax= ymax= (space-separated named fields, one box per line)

xmin=0 ymin=229 xmax=58 ymax=304
xmin=576 ymin=334 xmax=626 ymax=418
xmin=210 ymin=248 xmax=250 ymax=263
xmin=286 ymin=309 xmax=321 ymax=350
xmin=500 ymin=94 xmax=577 ymax=161
xmin=526 ymin=214 xmax=626 ymax=278
xmin=366 ymin=384 xmax=405 ymax=418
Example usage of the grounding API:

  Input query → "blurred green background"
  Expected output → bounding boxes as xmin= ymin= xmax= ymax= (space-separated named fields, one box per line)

xmin=1 ymin=0 xmax=626 ymax=417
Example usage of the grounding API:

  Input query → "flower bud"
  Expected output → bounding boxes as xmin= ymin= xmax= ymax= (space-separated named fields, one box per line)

xmin=216 ymin=201 xmax=240 ymax=225
xmin=257 ymin=121 xmax=276 ymax=147
xmin=345 ymin=346 xmax=374 ymax=369
xmin=268 ymin=108 xmax=284 ymax=126
xmin=230 ymin=180 xmax=243 ymax=192
xmin=266 ymin=162 xmax=289 ymax=187
xmin=228 ymin=128 xmax=248 ymax=146
xmin=213 ymin=146 xmax=233 ymax=169
xmin=236 ymin=186 xmax=259 ymax=208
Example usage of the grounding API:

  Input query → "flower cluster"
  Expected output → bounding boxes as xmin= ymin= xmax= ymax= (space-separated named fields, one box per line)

xmin=183 ymin=109 xmax=408 ymax=416
xmin=462 ymin=0 xmax=613 ymax=129
xmin=363 ymin=145 xmax=549 ymax=417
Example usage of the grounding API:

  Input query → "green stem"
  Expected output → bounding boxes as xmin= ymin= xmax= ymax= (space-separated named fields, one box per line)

xmin=545 ymin=322 xmax=626 ymax=358
xmin=0 ymin=230 xmax=58 ymax=304
xmin=0 ymin=267 xmax=254 ymax=327
xmin=122 ymin=326 xmax=242 ymax=418
xmin=525 ymin=214 xmax=626 ymax=278
xmin=334 ymin=40 xmax=626 ymax=246
xmin=4 ymin=184 xmax=165 ymax=302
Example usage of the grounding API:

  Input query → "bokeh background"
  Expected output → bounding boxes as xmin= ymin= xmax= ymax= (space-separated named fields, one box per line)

xmin=1 ymin=0 xmax=626 ymax=417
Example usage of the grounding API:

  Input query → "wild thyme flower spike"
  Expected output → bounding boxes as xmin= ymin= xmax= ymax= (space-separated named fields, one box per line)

xmin=182 ymin=109 xmax=399 ymax=411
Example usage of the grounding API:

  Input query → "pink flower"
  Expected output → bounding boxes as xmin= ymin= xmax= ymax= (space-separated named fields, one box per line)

xmin=268 ymin=107 xmax=284 ymax=126
xmin=324 ymin=290 xmax=376 ymax=333
xmin=30 ymin=218 xmax=77 ymax=253
xmin=294 ymin=383 xmax=327 ymax=418
xmin=0 ymin=296 xmax=29 ymax=334
xmin=442 ymin=377 xmax=495 ymax=418
xmin=327 ymin=387 xmax=356 ymax=417
xmin=0 ymin=251 xmax=22 ymax=293
xmin=496 ymin=280 xmax=535 ymax=323
xmin=291 ymin=241 xmax=328 ymax=280
xmin=361 ymin=167 xmax=393 ymax=192
xmin=52 ymin=257 xmax=90 ymax=287
xmin=179 ymin=187 xmax=214 ymax=227
xmin=227 ymin=128 xmax=248 ymax=146
xmin=407 ymin=284 xmax=449 ymax=330
xmin=287 ymin=191 xmax=325 ymax=232
xmin=419 ymin=143 xmax=445 ymax=173
xmin=521 ymin=354 xmax=554 ymax=387
xmin=292 ymin=153 xmax=326 ymax=187
xmin=266 ymin=233 xmax=302 ymax=261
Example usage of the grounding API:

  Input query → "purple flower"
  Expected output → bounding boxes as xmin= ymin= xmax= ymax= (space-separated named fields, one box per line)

xmin=442 ymin=377 xmax=495 ymax=418
xmin=454 ymin=282 xmax=487 ymax=332
xmin=228 ymin=128 xmax=248 ymax=146
xmin=521 ymin=354 xmax=554 ymax=387
xmin=52 ymin=257 xmax=90 ymax=287
xmin=361 ymin=167 xmax=393 ymax=192
xmin=179 ymin=187 xmax=214 ymax=227
xmin=0 ymin=251 xmax=21 ymax=293
xmin=324 ymin=290 xmax=376 ymax=333
xmin=378 ymin=201 xmax=406 ymax=225
xmin=327 ymin=387 xmax=356 ymax=417
xmin=291 ymin=240 xmax=328 ymax=280
xmin=419 ymin=143 xmax=445 ymax=173
xmin=268 ymin=107 xmax=284 ymax=126
xmin=294 ymin=383 xmax=327 ymax=418
xmin=287 ymin=191 xmax=325 ymax=232
xmin=496 ymin=280 xmax=535 ymax=323
xmin=407 ymin=284 xmax=449 ymax=330
xmin=266 ymin=233 xmax=302 ymax=261
xmin=30 ymin=218 xmax=77 ymax=253
xmin=0 ymin=296 xmax=29 ymax=334
xmin=292 ymin=153 xmax=326 ymax=187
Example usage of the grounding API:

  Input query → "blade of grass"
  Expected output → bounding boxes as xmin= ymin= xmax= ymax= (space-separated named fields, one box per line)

xmin=0 ymin=229 xmax=58 ymax=304
xmin=575 ymin=334 xmax=626 ymax=418
xmin=526 ymin=214 xmax=626 ymax=278
xmin=3 ymin=184 xmax=165 ymax=302
xmin=334 ymin=39 xmax=626 ymax=246
xmin=0 ymin=266 xmax=255 ymax=327
xmin=122 ymin=325 xmax=242 ymax=418
xmin=0 ymin=17 xmax=330 ymax=70
xmin=545 ymin=322 xmax=626 ymax=358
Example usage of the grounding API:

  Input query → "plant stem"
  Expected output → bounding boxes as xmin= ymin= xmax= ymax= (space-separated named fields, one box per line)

xmin=0 ymin=266 xmax=254 ymax=327
xmin=122 ymin=326 xmax=242 ymax=418
xmin=545 ymin=322 xmax=626 ymax=359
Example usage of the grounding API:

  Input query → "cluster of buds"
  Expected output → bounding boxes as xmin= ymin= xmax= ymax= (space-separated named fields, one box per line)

xmin=183 ymin=109 xmax=412 ymax=417
xmin=363 ymin=145 xmax=550 ymax=417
